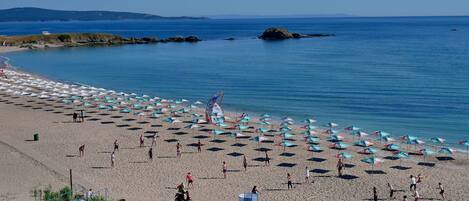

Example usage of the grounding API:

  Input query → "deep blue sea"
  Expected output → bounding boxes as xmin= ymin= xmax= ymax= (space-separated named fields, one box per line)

xmin=1 ymin=17 xmax=469 ymax=145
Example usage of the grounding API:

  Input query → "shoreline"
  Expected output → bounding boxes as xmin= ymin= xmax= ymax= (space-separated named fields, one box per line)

xmin=0 ymin=68 xmax=468 ymax=201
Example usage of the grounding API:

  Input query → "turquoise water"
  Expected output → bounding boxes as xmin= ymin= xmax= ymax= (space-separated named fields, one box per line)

xmin=2 ymin=17 xmax=469 ymax=144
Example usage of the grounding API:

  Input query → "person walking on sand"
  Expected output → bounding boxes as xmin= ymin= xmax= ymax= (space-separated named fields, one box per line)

xmin=373 ymin=187 xmax=378 ymax=201
xmin=111 ymin=152 xmax=115 ymax=168
xmin=264 ymin=151 xmax=270 ymax=166
xmin=113 ymin=140 xmax=119 ymax=152
xmin=410 ymin=175 xmax=417 ymax=191
xmin=197 ymin=140 xmax=202 ymax=153
xmin=176 ymin=142 xmax=182 ymax=157
xmin=305 ymin=166 xmax=311 ymax=183
xmin=139 ymin=134 xmax=145 ymax=147
xmin=79 ymin=144 xmax=85 ymax=157
xmin=287 ymin=173 xmax=293 ymax=189
xmin=388 ymin=182 xmax=396 ymax=199
xmin=413 ymin=190 xmax=420 ymax=201
xmin=222 ymin=161 xmax=227 ymax=179
xmin=151 ymin=135 xmax=157 ymax=147
xmin=148 ymin=147 xmax=153 ymax=161
xmin=243 ymin=155 xmax=248 ymax=172
xmin=403 ymin=195 xmax=408 ymax=201
xmin=417 ymin=174 xmax=423 ymax=185
xmin=337 ymin=158 xmax=344 ymax=177
xmin=86 ymin=189 xmax=93 ymax=200
xmin=438 ymin=182 xmax=445 ymax=200
xmin=186 ymin=172 xmax=194 ymax=188
xmin=73 ymin=112 xmax=78 ymax=123
xmin=251 ymin=186 xmax=258 ymax=194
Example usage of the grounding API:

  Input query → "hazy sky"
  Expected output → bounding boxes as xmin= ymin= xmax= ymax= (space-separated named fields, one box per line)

xmin=1 ymin=0 xmax=468 ymax=17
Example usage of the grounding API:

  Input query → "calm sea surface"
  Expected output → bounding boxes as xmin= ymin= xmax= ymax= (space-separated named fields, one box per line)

xmin=2 ymin=17 xmax=469 ymax=144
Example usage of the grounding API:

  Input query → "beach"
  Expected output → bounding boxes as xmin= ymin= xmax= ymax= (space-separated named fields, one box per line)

xmin=0 ymin=69 xmax=468 ymax=201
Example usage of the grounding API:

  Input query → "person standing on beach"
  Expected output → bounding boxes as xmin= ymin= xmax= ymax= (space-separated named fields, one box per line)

xmin=186 ymin=172 xmax=194 ymax=188
xmin=73 ymin=112 xmax=78 ymax=123
xmin=287 ymin=173 xmax=293 ymax=189
xmin=114 ymin=140 xmax=119 ymax=152
xmin=305 ymin=166 xmax=310 ymax=183
xmin=222 ymin=161 xmax=227 ymax=179
xmin=151 ymin=135 xmax=157 ymax=147
xmin=388 ymin=182 xmax=396 ymax=199
xmin=86 ymin=189 xmax=93 ymax=200
xmin=197 ymin=140 xmax=202 ymax=153
xmin=243 ymin=155 xmax=248 ymax=172
xmin=403 ymin=195 xmax=408 ymax=201
xmin=176 ymin=142 xmax=182 ymax=158
xmin=337 ymin=158 xmax=344 ymax=177
xmin=139 ymin=134 xmax=145 ymax=147
xmin=438 ymin=182 xmax=445 ymax=200
xmin=413 ymin=190 xmax=420 ymax=201
xmin=264 ymin=151 xmax=270 ymax=166
xmin=373 ymin=187 xmax=378 ymax=201
xmin=410 ymin=175 xmax=417 ymax=191
xmin=148 ymin=147 xmax=153 ymax=161
xmin=111 ymin=152 xmax=115 ymax=168
xmin=251 ymin=186 xmax=258 ymax=194
xmin=79 ymin=144 xmax=85 ymax=157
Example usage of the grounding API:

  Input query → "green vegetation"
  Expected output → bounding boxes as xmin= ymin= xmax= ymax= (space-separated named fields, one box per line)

xmin=32 ymin=186 xmax=110 ymax=201
xmin=57 ymin=34 xmax=72 ymax=43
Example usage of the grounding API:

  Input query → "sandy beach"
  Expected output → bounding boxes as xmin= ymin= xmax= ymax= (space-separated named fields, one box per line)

xmin=0 ymin=68 xmax=469 ymax=201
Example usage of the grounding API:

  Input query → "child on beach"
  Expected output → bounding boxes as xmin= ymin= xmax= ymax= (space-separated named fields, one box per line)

xmin=222 ymin=161 xmax=227 ymax=179
xmin=111 ymin=152 xmax=115 ymax=168
xmin=186 ymin=172 xmax=194 ymax=188
xmin=176 ymin=142 xmax=181 ymax=157
xmin=139 ymin=134 xmax=144 ymax=147
xmin=287 ymin=173 xmax=293 ymax=189
xmin=337 ymin=158 xmax=344 ymax=177
xmin=438 ymin=182 xmax=445 ymax=200
xmin=79 ymin=144 xmax=85 ymax=157
xmin=243 ymin=155 xmax=248 ymax=171
xmin=114 ymin=140 xmax=119 ymax=152
xmin=197 ymin=140 xmax=202 ymax=153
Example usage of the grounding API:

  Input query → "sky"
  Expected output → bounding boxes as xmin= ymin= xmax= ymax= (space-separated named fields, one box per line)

xmin=1 ymin=0 xmax=468 ymax=17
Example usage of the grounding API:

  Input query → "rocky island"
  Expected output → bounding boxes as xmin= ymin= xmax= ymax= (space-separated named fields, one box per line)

xmin=0 ymin=33 xmax=201 ymax=51
xmin=259 ymin=27 xmax=334 ymax=40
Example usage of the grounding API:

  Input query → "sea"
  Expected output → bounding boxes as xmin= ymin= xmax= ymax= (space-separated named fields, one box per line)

xmin=1 ymin=17 xmax=468 ymax=145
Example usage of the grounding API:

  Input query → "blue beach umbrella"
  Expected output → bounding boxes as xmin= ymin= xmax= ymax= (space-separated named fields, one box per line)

xmin=361 ymin=156 xmax=383 ymax=170
xmin=283 ymin=133 xmax=295 ymax=139
xmin=337 ymin=152 xmax=353 ymax=159
xmin=304 ymin=118 xmax=317 ymax=124
xmin=460 ymin=140 xmax=469 ymax=159
xmin=438 ymin=147 xmax=454 ymax=155
xmin=330 ymin=134 xmax=344 ymax=142
xmin=362 ymin=147 xmax=378 ymax=155
xmin=386 ymin=144 xmax=400 ymax=151
xmin=306 ymin=136 xmax=320 ymax=144
xmin=344 ymin=125 xmax=361 ymax=131
xmin=120 ymin=108 xmax=131 ymax=113
xmin=394 ymin=151 xmax=410 ymax=166
xmin=332 ymin=142 xmax=349 ymax=150
xmin=308 ymin=145 xmax=322 ymax=152
xmin=419 ymin=148 xmax=435 ymax=161
xmin=355 ymin=140 xmax=374 ymax=147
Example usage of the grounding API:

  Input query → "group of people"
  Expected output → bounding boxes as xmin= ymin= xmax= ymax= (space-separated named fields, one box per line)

xmin=371 ymin=174 xmax=445 ymax=201
xmin=72 ymin=111 xmax=85 ymax=123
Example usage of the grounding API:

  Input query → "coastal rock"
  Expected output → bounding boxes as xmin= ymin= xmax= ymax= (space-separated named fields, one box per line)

xmin=258 ymin=27 xmax=294 ymax=40
xmin=184 ymin=36 xmax=201 ymax=42
xmin=258 ymin=27 xmax=334 ymax=40
xmin=225 ymin=37 xmax=235 ymax=41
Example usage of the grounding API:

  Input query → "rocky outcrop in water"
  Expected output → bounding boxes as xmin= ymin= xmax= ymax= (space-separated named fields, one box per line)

xmin=258 ymin=27 xmax=334 ymax=40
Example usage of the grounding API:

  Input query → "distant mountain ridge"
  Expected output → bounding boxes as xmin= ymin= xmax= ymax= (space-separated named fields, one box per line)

xmin=209 ymin=14 xmax=355 ymax=19
xmin=0 ymin=7 xmax=206 ymax=22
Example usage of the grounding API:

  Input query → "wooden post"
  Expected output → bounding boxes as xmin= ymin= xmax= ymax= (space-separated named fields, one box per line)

xmin=69 ymin=169 xmax=73 ymax=196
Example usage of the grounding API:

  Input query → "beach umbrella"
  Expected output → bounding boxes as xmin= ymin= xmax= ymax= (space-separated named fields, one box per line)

xmin=386 ymin=144 xmax=400 ymax=151
xmin=382 ymin=136 xmax=395 ymax=143
xmin=257 ymin=127 xmax=268 ymax=134
xmin=184 ymin=123 xmax=200 ymax=129
xmin=306 ymin=136 xmax=320 ymax=144
xmin=324 ymin=129 xmax=339 ymax=135
xmin=362 ymin=147 xmax=378 ymax=155
xmin=438 ymin=147 xmax=454 ymax=155
xmin=337 ymin=152 xmax=353 ymax=159
xmin=460 ymin=140 xmax=469 ymax=159
xmin=326 ymin=122 xmax=338 ymax=128
xmin=303 ymin=124 xmax=317 ymax=130
xmin=261 ymin=113 xmax=271 ymax=118
xmin=120 ymin=108 xmax=131 ymax=113
xmin=163 ymin=117 xmax=181 ymax=124
xmin=374 ymin=131 xmax=391 ymax=143
xmin=393 ymin=151 xmax=410 ymax=166
xmin=282 ymin=133 xmax=295 ymax=139
xmin=251 ymin=136 xmax=268 ymax=144
xmin=355 ymin=140 xmax=373 ymax=147
xmin=419 ymin=148 xmax=435 ymax=161
xmin=332 ymin=142 xmax=349 ymax=150
xmin=344 ymin=125 xmax=361 ymax=131
xmin=280 ymin=141 xmax=296 ymax=150
xmin=308 ymin=145 xmax=322 ymax=152
xmin=194 ymin=101 xmax=203 ymax=105
xmin=302 ymin=129 xmax=318 ymax=136
xmin=361 ymin=156 xmax=383 ymax=170
xmin=330 ymin=134 xmax=344 ymax=142
xmin=354 ymin=131 xmax=369 ymax=140
xmin=304 ymin=118 xmax=316 ymax=124
xmin=431 ymin=137 xmax=446 ymax=145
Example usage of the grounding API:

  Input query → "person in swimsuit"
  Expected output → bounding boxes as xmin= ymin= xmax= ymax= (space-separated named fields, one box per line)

xmin=373 ymin=187 xmax=378 ymax=201
xmin=176 ymin=142 xmax=182 ymax=157
xmin=287 ymin=173 xmax=293 ymax=189
xmin=186 ymin=172 xmax=194 ymax=188
xmin=79 ymin=144 xmax=85 ymax=157
xmin=148 ymin=147 xmax=153 ymax=161
xmin=410 ymin=175 xmax=417 ymax=191
xmin=139 ymin=134 xmax=145 ymax=147
xmin=114 ymin=140 xmax=119 ymax=152
xmin=305 ymin=166 xmax=310 ymax=183
xmin=73 ymin=113 xmax=78 ymax=123
xmin=151 ymin=135 xmax=157 ymax=147
xmin=388 ymin=183 xmax=396 ymax=199
xmin=111 ymin=152 xmax=115 ymax=168
xmin=197 ymin=140 xmax=202 ymax=153
xmin=265 ymin=151 xmax=270 ymax=166
xmin=337 ymin=158 xmax=344 ymax=177
xmin=438 ymin=182 xmax=445 ymax=200
xmin=222 ymin=161 xmax=227 ymax=179
xmin=251 ymin=186 xmax=258 ymax=194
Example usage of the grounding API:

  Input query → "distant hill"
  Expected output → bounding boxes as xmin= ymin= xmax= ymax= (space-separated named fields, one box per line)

xmin=209 ymin=14 xmax=355 ymax=19
xmin=0 ymin=7 xmax=206 ymax=22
